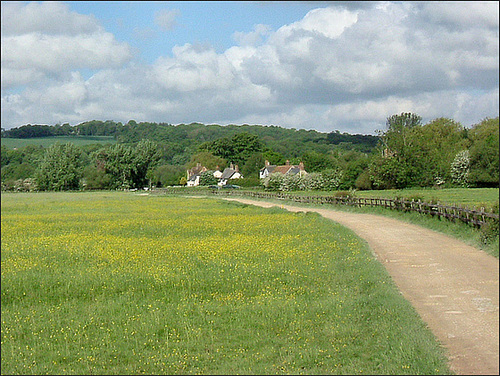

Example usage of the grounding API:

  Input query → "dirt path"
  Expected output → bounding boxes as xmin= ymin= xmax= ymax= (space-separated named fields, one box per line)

xmin=221 ymin=197 xmax=499 ymax=375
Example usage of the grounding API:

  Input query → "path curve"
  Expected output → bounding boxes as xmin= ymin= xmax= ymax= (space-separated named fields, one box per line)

xmin=222 ymin=197 xmax=499 ymax=375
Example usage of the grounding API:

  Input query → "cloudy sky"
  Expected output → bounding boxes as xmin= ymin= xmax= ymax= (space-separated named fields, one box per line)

xmin=1 ymin=1 xmax=498 ymax=134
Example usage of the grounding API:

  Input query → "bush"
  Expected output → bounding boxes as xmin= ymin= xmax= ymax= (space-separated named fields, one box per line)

xmin=320 ymin=169 xmax=342 ymax=191
xmin=450 ymin=150 xmax=470 ymax=187
xmin=282 ymin=173 xmax=301 ymax=191
xmin=237 ymin=176 xmax=261 ymax=188
xmin=199 ymin=171 xmax=218 ymax=186
xmin=355 ymin=170 xmax=372 ymax=190
xmin=263 ymin=172 xmax=284 ymax=191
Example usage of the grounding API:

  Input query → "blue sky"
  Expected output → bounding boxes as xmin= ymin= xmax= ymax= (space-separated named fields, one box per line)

xmin=1 ymin=1 xmax=499 ymax=134
xmin=67 ymin=2 xmax=323 ymax=59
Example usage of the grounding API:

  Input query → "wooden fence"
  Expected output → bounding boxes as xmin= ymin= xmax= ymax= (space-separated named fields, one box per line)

xmin=154 ymin=188 xmax=499 ymax=228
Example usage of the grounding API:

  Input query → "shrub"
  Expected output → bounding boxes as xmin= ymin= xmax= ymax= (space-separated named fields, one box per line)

xmin=450 ymin=150 xmax=470 ymax=187
xmin=320 ymin=169 xmax=342 ymax=191
xmin=199 ymin=171 xmax=218 ymax=186
xmin=281 ymin=173 xmax=301 ymax=191
xmin=263 ymin=172 xmax=284 ymax=191
xmin=355 ymin=170 xmax=372 ymax=190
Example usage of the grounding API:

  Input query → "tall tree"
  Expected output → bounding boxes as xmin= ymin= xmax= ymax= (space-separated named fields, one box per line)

xmin=95 ymin=144 xmax=136 ymax=189
xmin=35 ymin=143 xmax=84 ymax=191
xmin=380 ymin=112 xmax=422 ymax=159
xmin=468 ymin=117 xmax=499 ymax=187
xmin=132 ymin=139 xmax=161 ymax=188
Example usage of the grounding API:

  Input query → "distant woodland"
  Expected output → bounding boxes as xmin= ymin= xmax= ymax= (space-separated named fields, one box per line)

xmin=1 ymin=114 xmax=498 ymax=191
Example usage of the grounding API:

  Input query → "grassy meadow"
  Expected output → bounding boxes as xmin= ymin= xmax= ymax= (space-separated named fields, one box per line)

xmin=1 ymin=191 xmax=451 ymax=374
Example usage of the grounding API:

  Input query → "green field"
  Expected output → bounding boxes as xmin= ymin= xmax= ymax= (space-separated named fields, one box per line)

xmin=354 ymin=188 xmax=499 ymax=211
xmin=1 ymin=191 xmax=451 ymax=374
xmin=1 ymin=136 xmax=116 ymax=149
xmin=266 ymin=187 xmax=499 ymax=212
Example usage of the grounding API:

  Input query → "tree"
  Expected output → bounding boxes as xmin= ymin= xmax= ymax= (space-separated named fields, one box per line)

xmin=468 ymin=117 xmax=499 ymax=187
xmin=412 ymin=118 xmax=468 ymax=186
xmin=82 ymin=165 xmax=113 ymax=190
xmin=320 ymin=169 xmax=343 ymax=191
xmin=151 ymin=164 xmax=186 ymax=187
xmin=262 ymin=150 xmax=285 ymax=165
xmin=369 ymin=157 xmax=412 ymax=190
xmin=230 ymin=132 xmax=263 ymax=165
xmin=94 ymin=140 xmax=161 ymax=189
xmin=301 ymin=151 xmax=337 ymax=173
xmin=379 ymin=112 xmax=422 ymax=159
xmin=262 ymin=172 xmax=284 ymax=191
xmin=95 ymin=144 xmax=135 ymax=189
xmin=132 ymin=139 xmax=161 ymax=188
xmin=241 ymin=152 xmax=265 ymax=179
xmin=198 ymin=132 xmax=263 ymax=166
xmin=186 ymin=151 xmax=226 ymax=171
xmin=35 ymin=142 xmax=84 ymax=191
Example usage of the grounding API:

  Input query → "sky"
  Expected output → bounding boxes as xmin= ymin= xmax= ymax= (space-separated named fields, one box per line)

xmin=1 ymin=1 xmax=499 ymax=135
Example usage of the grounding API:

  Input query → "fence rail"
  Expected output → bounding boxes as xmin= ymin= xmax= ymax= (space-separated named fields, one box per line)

xmin=153 ymin=188 xmax=499 ymax=228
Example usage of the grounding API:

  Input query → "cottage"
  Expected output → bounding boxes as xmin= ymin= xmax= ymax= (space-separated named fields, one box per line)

xmin=213 ymin=165 xmax=223 ymax=179
xmin=186 ymin=163 xmax=229 ymax=186
xmin=218 ymin=163 xmax=243 ymax=186
xmin=187 ymin=163 xmax=207 ymax=180
xmin=259 ymin=160 xmax=307 ymax=179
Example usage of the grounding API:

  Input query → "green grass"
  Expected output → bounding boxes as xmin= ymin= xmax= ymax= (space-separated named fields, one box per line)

xmin=274 ymin=187 xmax=499 ymax=212
xmin=1 ymin=136 xmax=116 ymax=149
xmin=1 ymin=191 xmax=451 ymax=374
xmin=353 ymin=187 xmax=499 ymax=212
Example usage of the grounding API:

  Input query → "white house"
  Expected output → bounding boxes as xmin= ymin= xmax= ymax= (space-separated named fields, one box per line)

xmin=259 ymin=160 xmax=307 ymax=179
xmin=213 ymin=165 xmax=223 ymax=179
xmin=186 ymin=174 xmax=201 ymax=187
xmin=218 ymin=163 xmax=243 ymax=186
xmin=186 ymin=163 xmax=226 ymax=186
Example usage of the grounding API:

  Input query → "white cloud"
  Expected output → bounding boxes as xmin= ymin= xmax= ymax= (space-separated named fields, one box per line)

xmin=1 ymin=1 xmax=498 ymax=133
xmin=232 ymin=24 xmax=271 ymax=46
xmin=152 ymin=44 xmax=237 ymax=92
xmin=277 ymin=6 xmax=358 ymax=39
xmin=1 ymin=1 xmax=132 ymax=90
xmin=154 ymin=9 xmax=180 ymax=31
xmin=0 ymin=1 xmax=101 ymax=36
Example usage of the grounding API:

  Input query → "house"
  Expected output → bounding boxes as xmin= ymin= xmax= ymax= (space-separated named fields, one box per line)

xmin=187 ymin=163 xmax=207 ymax=180
xmin=259 ymin=160 xmax=307 ymax=179
xmin=186 ymin=174 xmax=201 ymax=187
xmin=213 ymin=165 xmax=223 ymax=179
xmin=186 ymin=163 xmax=225 ymax=187
xmin=186 ymin=162 xmax=207 ymax=187
xmin=218 ymin=163 xmax=243 ymax=186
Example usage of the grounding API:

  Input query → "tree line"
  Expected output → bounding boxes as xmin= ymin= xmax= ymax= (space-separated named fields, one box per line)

xmin=1 ymin=114 xmax=498 ymax=192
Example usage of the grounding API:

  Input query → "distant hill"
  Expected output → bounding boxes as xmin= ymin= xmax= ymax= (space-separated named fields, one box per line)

xmin=1 ymin=121 xmax=380 ymax=157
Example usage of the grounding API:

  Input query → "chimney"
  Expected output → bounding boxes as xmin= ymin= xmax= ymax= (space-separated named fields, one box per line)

xmin=235 ymin=164 xmax=239 ymax=172
xmin=215 ymin=165 xmax=220 ymax=171
xmin=265 ymin=160 xmax=270 ymax=167
xmin=299 ymin=162 xmax=304 ymax=170
xmin=286 ymin=160 xmax=290 ymax=166
xmin=230 ymin=162 xmax=234 ymax=169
